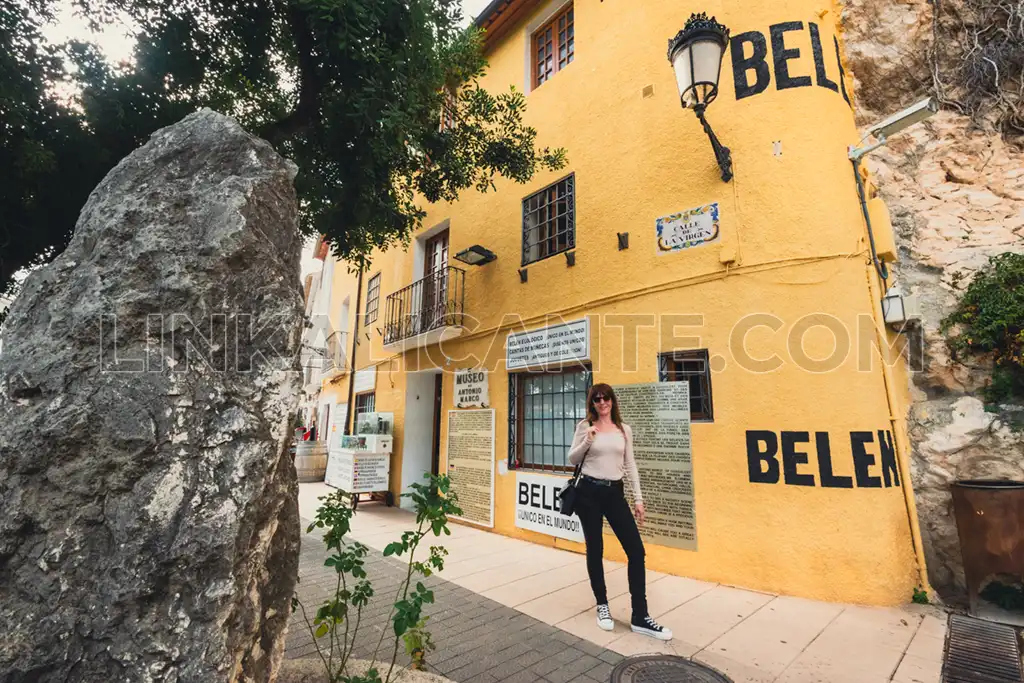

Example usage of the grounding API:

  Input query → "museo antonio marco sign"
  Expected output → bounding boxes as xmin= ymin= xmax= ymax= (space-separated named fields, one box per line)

xmin=454 ymin=369 xmax=489 ymax=408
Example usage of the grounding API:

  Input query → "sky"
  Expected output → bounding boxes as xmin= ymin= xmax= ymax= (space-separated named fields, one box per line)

xmin=46 ymin=0 xmax=496 ymax=61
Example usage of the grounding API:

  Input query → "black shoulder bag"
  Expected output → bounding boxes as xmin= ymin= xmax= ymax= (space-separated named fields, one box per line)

xmin=559 ymin=423 xmax=592 ymax=516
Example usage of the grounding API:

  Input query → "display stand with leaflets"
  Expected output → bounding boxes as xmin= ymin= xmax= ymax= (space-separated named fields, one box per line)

xmin=325 ymin=412 xmax=395 ymax=508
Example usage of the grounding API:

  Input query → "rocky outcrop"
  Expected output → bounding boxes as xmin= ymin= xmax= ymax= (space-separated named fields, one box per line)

xmin=0 ymin=110 xmax=304 ymax=681
xmin=842 ymin=1 xmax=1024 ymax=599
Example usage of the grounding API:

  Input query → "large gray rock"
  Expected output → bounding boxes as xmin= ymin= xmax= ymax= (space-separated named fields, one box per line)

xmin=0 ymin=109 xmax=304 ymax=682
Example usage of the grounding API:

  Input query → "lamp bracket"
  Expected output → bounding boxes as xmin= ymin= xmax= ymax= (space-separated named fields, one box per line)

xmin=694 ymin=104 xmax=734 ymax=182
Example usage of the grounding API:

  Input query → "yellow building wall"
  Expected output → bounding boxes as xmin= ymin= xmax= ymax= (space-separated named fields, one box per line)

xmin=322 ymin=0 xmax=922 ymax=605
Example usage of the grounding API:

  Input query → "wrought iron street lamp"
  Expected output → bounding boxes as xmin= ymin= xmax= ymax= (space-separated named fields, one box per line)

xmin=667 ymin=13 xmax=733 ymax=182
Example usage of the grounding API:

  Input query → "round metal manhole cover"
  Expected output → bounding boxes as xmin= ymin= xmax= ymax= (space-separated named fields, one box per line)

xmin=609 ymin=655 xmax=733 ymax=683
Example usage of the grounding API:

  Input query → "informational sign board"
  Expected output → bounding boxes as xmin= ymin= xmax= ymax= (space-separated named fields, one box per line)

xmin=656 ymin=202 xmax=720 ymax=255
xmin=325 ymin=449 xmax=390 ymax=493
xmin=614 ymin=382 xmax=696 ymax=550
xmin=514 ymin=471 xmax=585 ymax=543
xmin=506 ymin=318 xmax=589 ymax=370
xmin=446 ymin=409 xmax=495 ymax=527
xmin=327 ymin=403 xmax=348 ymax=451
xmin=454 ymin=369 xmax=489 ymax=408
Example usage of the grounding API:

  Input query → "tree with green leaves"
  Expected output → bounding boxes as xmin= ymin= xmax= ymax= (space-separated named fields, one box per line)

xmin=0 ymin=0 xmax=566 ymax=298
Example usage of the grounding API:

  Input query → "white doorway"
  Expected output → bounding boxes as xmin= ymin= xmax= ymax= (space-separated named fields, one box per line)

xmin=401 ymin=371 xmax=442 ymax=511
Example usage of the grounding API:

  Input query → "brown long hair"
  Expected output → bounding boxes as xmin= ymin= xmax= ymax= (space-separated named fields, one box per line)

xmin=586 ymin=383 xmax=624 ymax=431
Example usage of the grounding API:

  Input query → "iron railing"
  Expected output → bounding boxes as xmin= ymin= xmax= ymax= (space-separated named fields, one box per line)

xmin=321 ymin=331 xmax=348 ymax=374
xmin=383 ymin=266 xmax=465 ymax=346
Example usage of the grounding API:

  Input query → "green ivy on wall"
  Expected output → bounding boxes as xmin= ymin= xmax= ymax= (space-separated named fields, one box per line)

xmin=942 ymin=252 xmax=1024 ymax=409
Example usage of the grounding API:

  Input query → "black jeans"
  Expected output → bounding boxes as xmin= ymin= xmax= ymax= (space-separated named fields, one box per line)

xmin=574 ymin=478 xmax=647 ymax=619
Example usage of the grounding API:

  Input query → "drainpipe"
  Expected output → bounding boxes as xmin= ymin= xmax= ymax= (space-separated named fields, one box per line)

xmin=344 ymin=266 xmax=364 ymax=436
xmin=858 ymin=204 xmax=933 ymax=597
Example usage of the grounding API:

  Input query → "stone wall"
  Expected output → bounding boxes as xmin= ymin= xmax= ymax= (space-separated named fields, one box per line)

xmin=843 ymin=0 xmax=1024 ymax=598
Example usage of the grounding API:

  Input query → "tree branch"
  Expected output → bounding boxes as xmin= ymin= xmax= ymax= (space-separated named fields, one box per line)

xmin=261 ymin=3 xmax=324 ymax=144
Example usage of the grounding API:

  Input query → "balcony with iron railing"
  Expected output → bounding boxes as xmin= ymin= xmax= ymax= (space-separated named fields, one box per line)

xmin=320 ymin=331 xmax=348 ymax=377
xmin=383 ymin=266 xmax=466 ymax=351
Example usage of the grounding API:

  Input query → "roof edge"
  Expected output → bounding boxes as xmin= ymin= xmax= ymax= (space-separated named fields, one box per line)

xmin=472 ymin=0 xmax=509 ymax=28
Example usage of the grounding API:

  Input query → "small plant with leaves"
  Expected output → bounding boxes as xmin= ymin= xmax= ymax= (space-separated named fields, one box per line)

xmin=402 ymin=618 xmax=436 ymax=671
xmin=298 ymin=474 xmax=461 ymax=683
xmin=912 ymin=586 xmax=930 ymax=605
xmin=942 ymin=252 xmax=1024 ymax=409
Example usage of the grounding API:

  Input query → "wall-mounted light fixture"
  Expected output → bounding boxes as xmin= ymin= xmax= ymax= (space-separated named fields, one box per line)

xmin=454 ymin=245 xmax=497 ymax=266
xmin=849 ymin=98 xmax=938 ymax=162
xmin=848 ymin=97 xmax=938 ymax=296
xmin=667 ymin=13 xmax=733 ymax=182
xmin=518 ymin=268 xmax=528 ymax=283
xmin=565 ymin=251 xmax=576 ymax=267
xmin=617 ymin=232 xmax=629 ymax=250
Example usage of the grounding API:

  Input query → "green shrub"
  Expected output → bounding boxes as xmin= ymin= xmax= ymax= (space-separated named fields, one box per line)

xmin=296 ymin=474 xmax=461 ymax=683
xmin=942 ymin=252 xmax=1024 ymax=405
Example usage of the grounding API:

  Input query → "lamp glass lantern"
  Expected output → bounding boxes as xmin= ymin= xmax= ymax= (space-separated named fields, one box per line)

xmin=667 ymin=12 xmax=730 ymax=109
xmin=454 ymin=245 xmax=497 ymax=266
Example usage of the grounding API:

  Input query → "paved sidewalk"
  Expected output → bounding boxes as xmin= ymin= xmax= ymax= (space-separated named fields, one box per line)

xmin=293 ymin=483 xmax=948 ymax=683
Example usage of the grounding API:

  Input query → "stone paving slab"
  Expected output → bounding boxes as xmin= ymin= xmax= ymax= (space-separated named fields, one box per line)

xmin=294 ymin=485 xmax=951 ymax=683
xmin=286 ymin=524 xmax=626 ymax=683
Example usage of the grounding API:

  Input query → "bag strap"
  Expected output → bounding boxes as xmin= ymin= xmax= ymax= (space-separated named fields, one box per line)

xmin=570 ymin=421 xmax=593 ymax=485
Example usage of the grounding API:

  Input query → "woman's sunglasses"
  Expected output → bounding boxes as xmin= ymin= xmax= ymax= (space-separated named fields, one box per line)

xmin=592 ymin=395 xmax=613 ymax=404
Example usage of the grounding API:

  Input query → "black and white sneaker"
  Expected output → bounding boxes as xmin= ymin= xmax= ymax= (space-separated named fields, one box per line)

xmin=596 ymin=604 xmax=614 ymax=631
xmin=631 ymin=615 xmax=673 ymax=641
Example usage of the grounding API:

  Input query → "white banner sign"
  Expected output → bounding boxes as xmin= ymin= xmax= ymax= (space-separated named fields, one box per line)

xmin=354 ymin=368 xmax=376 ymax=394
xmin=514 ymin=472 xmax=585 ymax=543
xmin=454 ymin=369 xmax=489 ymax=408
xmin=506 ymin=318 xmax=589 ymax=370
xmin=327 ymin=403 xmax=348 ymax=451
xmin=656 ymin=202 xmax=721 ymax=254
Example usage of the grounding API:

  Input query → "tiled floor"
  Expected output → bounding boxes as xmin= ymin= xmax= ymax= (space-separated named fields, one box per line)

xmin=295 ymin=483 xmax=948 ymax=683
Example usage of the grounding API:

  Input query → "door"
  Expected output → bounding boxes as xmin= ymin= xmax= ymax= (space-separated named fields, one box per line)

xmin=318 ymin=403 xmax=330 ymax=443
xmin=422 ymin=230 xmax=449 ymax=334
xmin=430 ymin=373 xmax=443 ymax=477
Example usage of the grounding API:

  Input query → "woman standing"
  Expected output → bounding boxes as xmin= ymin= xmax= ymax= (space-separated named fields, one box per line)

xmin=567 ymin=383 xmax=673 ymax=641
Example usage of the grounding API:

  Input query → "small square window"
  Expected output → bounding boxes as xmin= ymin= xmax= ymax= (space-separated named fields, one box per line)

xmin=658 ymin=350 xmax=714 ymax=422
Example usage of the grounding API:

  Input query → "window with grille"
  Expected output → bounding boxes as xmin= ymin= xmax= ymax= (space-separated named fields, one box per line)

xmin=532 ymin=4 xmax=574 ymax=89
xmin=522 ymin=174 xmax=575 ymax=266
xmin=355 ymin=392 xmax=376 ymax=421
xmin=658 ymin=350 xmax=714 ymax=421
xmin=365 ymin=273 xmax=381 ymax=324
xmin=509 ymin=368 xmax=591 ymax=471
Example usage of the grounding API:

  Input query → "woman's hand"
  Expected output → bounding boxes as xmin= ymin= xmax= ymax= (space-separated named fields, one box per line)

xmin=634 ymin=502 xmax=646 ymax=526
xmin=585 ymin=425 xmax=598 ymax=442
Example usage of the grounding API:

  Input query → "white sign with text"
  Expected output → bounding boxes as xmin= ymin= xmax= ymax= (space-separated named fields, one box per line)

xmin=656 ymin=202 xmax=721 ymax=254
xmin=454 ymin=369 xmax=489 ymax=408
xmin=514 ymin=471 xmax=585 ymax=543
xmin=506 ymin=318 xmax=589 ymax=370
